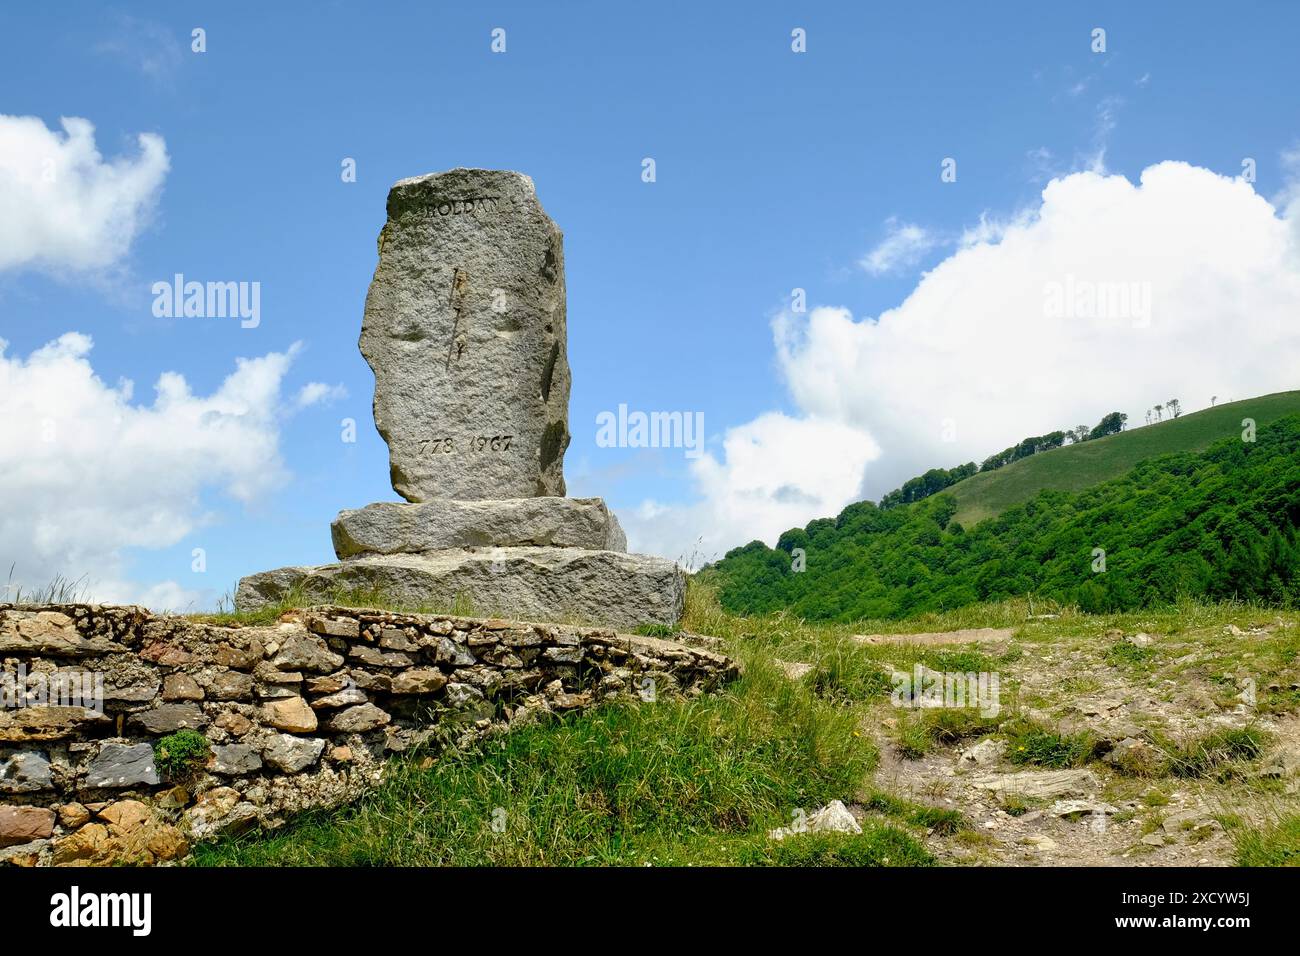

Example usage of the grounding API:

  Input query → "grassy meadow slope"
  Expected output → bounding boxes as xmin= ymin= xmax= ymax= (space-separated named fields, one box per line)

xmin=949 ymin=391 xmax=1300 ymax=526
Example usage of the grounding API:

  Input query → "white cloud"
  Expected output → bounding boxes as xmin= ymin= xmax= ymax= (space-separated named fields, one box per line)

xmin=860 ymin=219 xmax=939 ymax=276
xmin=1278 ymin=144 xmax=1300 ymax=227
xmin=958 ymin=207 xmax=1037 ymax=249
xmin=627 ymin=160 xmax=1300 ymax=561
xmin=294 ymin=381 xmax=348 ymax=409
xmin=0 ymin=114 xmax=169 ymax=273
xmin=621 ymin=413 xmax=879 ymax=567
xmin=0 ymin=334 xmax=310 ymax=609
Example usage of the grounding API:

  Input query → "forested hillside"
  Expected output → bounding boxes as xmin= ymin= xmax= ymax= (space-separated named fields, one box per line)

xmin=710 ymin=416 xmax=1300 ymax=621
xmin=947 ymin=391 xmax=1300 ymax=526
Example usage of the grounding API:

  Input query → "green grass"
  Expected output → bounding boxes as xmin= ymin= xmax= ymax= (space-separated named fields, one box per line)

xmin=1159 ymin=726 xmax=1269 ymax=780
xmin=195 ymin=583 xmax=995 ymax=867
xmin=806 ymin=653 xmax=896 ymax=704
xmin=194 ymin=645 xmax=878 ymax=866
xmin=1002 ymin=718 xmax=1102 ymax=768
xmin=947 ymin=390 xmax=1300 ymax=526
xmin=1235 ymin=813 xmax=1300 ymax=866
xmin=154 ymin=730 xmax=212 ymax=783
xmin=893 ymin=708 xmax=1005 ymax=758
xmin=1104 ymin=640 xmax=1156 ymax=667
xmin=2 ymin=568 xmax=90 ymax=605
xmin=863 ymin=791 xmax=969 ymax=835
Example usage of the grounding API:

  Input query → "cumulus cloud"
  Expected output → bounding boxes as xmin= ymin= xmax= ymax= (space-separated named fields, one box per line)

xmin=0 ymin=114 xmax=169 ymax=273
xmin=621 ymin=413 xmax=879 ymax=566
xmin=776 ymin=161 xmax=1300 ymax=494
xmin=0 ymin=334 xmax=328 ymax=608
xmin=860 ymin=219 xmax=939 ymax=275
xmin=626 ymin=160 xmax=1300 ymax=562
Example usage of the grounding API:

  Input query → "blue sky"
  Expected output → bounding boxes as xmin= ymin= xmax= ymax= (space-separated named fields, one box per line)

xmin=3 ymin=1 xmax=1300 ymax=608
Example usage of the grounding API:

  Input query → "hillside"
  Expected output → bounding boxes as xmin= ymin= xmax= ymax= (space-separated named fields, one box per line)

xmin=947 ymin=391 xmax=1300 ymax=527
xmin=710 ymin=416 xmax=1300 ymax=622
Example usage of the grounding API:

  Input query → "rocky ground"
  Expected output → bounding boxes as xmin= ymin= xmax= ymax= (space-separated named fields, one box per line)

xmin=805 ymin=615 xmax=1300 ymax=866
xmin=870 ymin=737 xmax=1245 ymax=866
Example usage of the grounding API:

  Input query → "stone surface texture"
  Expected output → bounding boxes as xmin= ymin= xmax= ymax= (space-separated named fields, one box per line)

xmin=362 ymin=168 xmax=570 ymax=502
xmin=236 ymin=548 xmax=684 ymax=630
xmin=0 ymin=602 xmax=735 ymax=867
xmin=331 ymin=496 xmax=626 ymax=557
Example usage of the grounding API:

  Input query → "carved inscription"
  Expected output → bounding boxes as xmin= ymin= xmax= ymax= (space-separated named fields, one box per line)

xmin=446 ymin=267 xmax=469 ymax=369
xmin=419 ymin=434 xmax=515 ymax=455
xmin=406 ymin=196 xmax=503 ymax=222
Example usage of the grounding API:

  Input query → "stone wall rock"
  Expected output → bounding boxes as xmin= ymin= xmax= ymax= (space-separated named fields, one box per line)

xmin=0 ymin=602 xmax=735 ymax=866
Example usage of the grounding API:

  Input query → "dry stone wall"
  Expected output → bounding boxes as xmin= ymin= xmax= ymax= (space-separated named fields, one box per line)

xmin=0 ymin=603 xmax=736 ymax=866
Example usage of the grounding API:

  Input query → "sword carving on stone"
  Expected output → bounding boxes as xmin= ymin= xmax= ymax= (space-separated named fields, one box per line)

xmin=446 ymin=266 xmax=468 ymax=369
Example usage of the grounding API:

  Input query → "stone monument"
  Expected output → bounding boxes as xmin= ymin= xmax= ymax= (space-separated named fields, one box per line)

xmin=236 ymin=169 xmax=685 ymax=629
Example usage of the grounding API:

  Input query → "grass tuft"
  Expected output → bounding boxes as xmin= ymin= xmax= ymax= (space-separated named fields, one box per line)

xmin=1002 ymin=718 xmax=1102 ymax=768
xmin=893 ymin=709 xmax=1005 ymax=758
xmin=1160 ymin=726 xmax=1269 ymax=780
xmin=863 ymin=791 xmax=969 ymax=835
xmin=1235 ymin=812 xmax=1300 ymax=866
xmin=2 ymin=566 xmax=91 ymax=606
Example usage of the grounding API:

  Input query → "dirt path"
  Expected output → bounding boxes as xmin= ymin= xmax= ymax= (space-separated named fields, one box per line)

xmin=852 ymin=627 xmax=1015 ymax=647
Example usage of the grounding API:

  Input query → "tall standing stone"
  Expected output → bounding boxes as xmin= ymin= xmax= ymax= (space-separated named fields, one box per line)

xmin=236 ymin=168 xmax=688 ymax=630
xmin=361 ymin=169 xmax=571 ymax=502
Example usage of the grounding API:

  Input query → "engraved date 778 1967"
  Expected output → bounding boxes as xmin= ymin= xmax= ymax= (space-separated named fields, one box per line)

xmin=419 ymin=435 xmax=514 ymax=455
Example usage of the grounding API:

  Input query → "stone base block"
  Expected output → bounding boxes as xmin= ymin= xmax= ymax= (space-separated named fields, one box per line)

xmin=235 ymin=548 xmax=683 ymax=630
xmin=331 ymin=497 xmax=625 ymax=558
